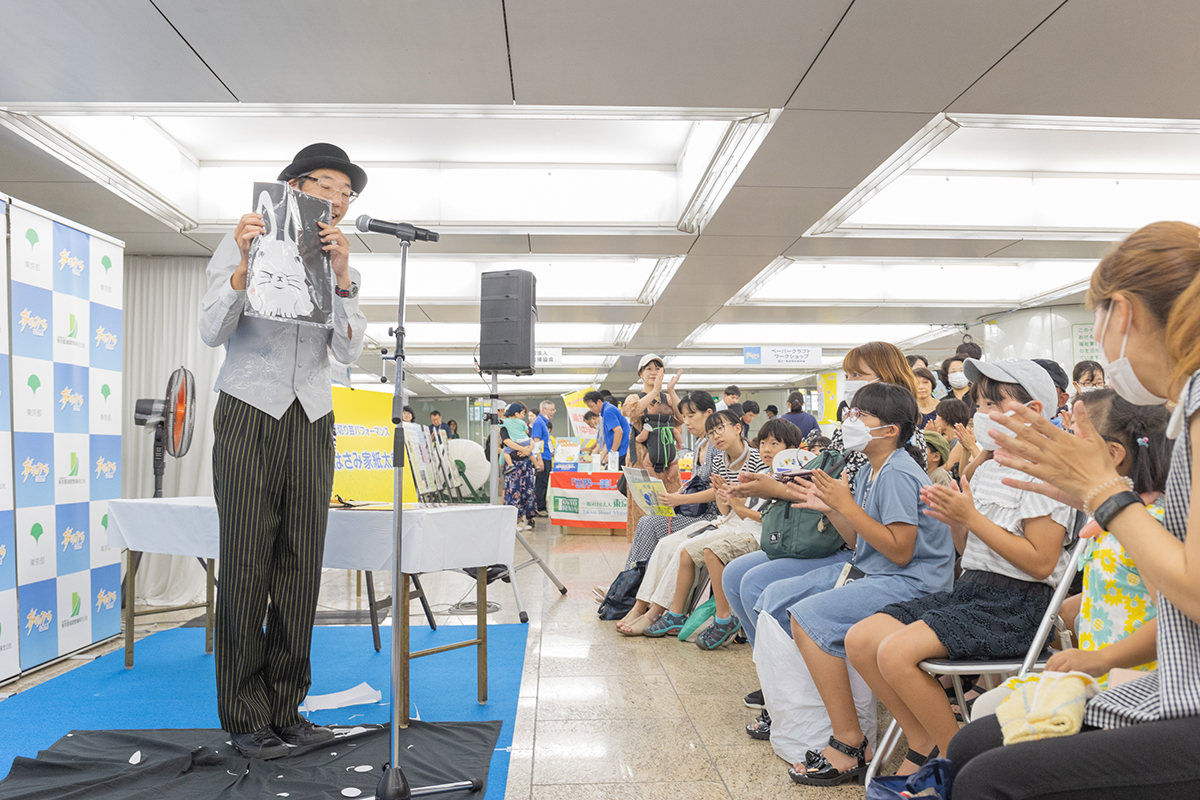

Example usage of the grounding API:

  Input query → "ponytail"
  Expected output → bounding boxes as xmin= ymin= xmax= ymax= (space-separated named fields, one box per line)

xmin=1080 ymin=388 xmax=1170 ymax=494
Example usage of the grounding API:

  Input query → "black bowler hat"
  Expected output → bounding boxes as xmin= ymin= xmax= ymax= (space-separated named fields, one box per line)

xmin=277 ymin=142 xmax=367 ymax=194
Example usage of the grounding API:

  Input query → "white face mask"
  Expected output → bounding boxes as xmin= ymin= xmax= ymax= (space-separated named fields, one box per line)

xmin=843 ymin=378 xmax=877 ymax=402
xmin=1096 ymin=305 xmax=1167 ymax=405
xmin=973 ymin=410 xmax=1015 ymax=452
xmin=842 ymin=417 xmax=889 ymax=452
xmin=948 ymin=372 xmax=970 ymax=390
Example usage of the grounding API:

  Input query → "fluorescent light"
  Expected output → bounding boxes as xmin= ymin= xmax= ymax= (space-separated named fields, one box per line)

xmin=402 ymin=353 xmax=616 ymax=368
xmin=370 ymin=322 xmax=633 ymax=347
xmin=0 ymin=111 xmax=197 ymax=231
xmin=727 ymin=256 xmax=793 ymax=306
xmin=689 ymin=323 xmax=935 ymax=348
xmin=736 ymin=259 xmax=1097 ymax=307
xmin=637 ymin=256 xmax=685 ymax=304
xmin=438 ymin=383 xmax=595 ymax=396
xmin=807 ymin=113 xmax=959 ymax=237
xmin=677 ymin=110 xmax=780 ymax=234
xmin=355 ymin=257 xmax=657 ymax=305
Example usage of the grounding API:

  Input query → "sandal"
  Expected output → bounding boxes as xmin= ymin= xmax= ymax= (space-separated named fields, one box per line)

xmin=905 ymin=745 xmax=939 ymax=769
xmin=617 ymin=613 xmax=656 ymax=637
xmin=695 ymin=616 xmax=741 ymax=650
xmin=745 ymin=710 xmax=771 ymax=740
xmin=643 ymin=611 xmax=686 ymax=638
xmin=788 ymin=736 xmax=869 ymax=786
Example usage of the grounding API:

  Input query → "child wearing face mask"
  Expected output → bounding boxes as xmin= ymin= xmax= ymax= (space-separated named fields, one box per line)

xmin=844 ymin=357 xmax=1075 ymax=773
xmin=758 ymin=383 xmax=955 ymax=786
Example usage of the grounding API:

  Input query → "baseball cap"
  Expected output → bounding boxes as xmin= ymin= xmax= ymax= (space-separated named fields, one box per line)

xmin=924 ymin=431 xmax=951 ymax=465
xmin=504 ymin=403 xmax=525 ymax=416
xmin=963 ymin=358 xmax=1057 ymax=419
xmin=637 ymin=353 xmax=665 ymax=373
xmin=1032 ymin=358 xmax=1069 ymax=392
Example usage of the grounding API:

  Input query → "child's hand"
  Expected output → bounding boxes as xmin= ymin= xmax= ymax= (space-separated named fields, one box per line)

xmin=786 ymin=479 xmax=832 ymax=513
xmin=727 ymin=471 xmax=767 ymax=497
xmin=811 ymin=469 xmax=853 ymax=513
xmin=955 ymin=422 xmax=978 ymax=455
xmin=921 ymin=479 xmax=976 ymax=526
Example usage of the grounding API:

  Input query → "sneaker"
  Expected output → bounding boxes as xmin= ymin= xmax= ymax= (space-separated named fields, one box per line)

xmin=745 ymin=710 xmax=771 ymax=740
xmin=743 ymin=688 xmax=765 ymax=710
xmin=696 ymin=616 xmax=741 ymax=650
xmin=643 ymin=611 xmax=686 ymax=638
xmin=503 ymin=464 xmax=517 ymax=476
xmin=230 ymin=727 xmax=289 ymax=759
xmin=276 ymin=719 xmax=335 ymax=746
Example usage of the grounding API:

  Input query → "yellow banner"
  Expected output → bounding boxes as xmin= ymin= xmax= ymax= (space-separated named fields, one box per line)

xmin=819 ymin=372 xmax=840 ymax=424
xmin=332 ymin=387 xmax=416 ymax=503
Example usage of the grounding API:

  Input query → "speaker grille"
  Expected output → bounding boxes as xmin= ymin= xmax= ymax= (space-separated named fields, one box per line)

xmin=479 ymin=270 xmax=537 ymax=374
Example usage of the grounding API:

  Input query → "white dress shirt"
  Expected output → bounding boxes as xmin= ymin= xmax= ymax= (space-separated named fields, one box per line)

xmin=199 ymin=232 xmax=366 ymax=421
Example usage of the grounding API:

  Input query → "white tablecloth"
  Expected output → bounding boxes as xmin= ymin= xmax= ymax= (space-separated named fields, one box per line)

xmin=107 ymin=497 xmax=517 ymax=574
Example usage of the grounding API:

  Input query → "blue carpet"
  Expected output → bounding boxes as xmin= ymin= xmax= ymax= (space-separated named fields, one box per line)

xmin=0 ymin=624 xmax=526 ymax=800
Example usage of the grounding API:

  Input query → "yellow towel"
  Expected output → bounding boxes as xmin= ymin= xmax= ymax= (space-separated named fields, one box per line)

xmin=995 ymin=671 xmax=1100 ymax=745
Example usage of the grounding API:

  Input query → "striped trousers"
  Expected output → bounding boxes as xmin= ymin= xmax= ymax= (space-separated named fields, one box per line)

xmin=212 ymin=393 xmax=335 ymax=734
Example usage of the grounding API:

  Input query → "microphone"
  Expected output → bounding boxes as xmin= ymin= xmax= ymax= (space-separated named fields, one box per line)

xmin=355 ymin=215 xmax=439 ymax=242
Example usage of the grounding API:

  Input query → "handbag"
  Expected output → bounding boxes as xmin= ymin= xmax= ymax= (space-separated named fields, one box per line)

xmin=759 ymin=449 xmax=848 ymax=560
xmin=597 ymin=561 xmax=646 ymax=620
xmin=865 ymin=757 xmax=954 ymax=800
xmin=676 ymin=471 xmax=711 ymax=518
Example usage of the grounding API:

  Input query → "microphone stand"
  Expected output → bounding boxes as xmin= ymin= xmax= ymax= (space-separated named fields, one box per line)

xmin=375 ymin=230 xmax=483 ymax=800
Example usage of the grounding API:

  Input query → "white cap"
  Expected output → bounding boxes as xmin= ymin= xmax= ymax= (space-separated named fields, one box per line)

xmin=637 ymin=353 xmax=665 ymax=373
xmin=963 ymin=357 xmax=1057 ymax=419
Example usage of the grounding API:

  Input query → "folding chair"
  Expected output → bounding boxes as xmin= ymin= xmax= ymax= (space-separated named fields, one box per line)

xmin=865 ymin=535 xmax=1090 ymax=786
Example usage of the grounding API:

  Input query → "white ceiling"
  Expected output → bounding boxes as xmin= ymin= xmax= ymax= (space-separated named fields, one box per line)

xmin=3 ymin=0 xmax=1200 ymax=397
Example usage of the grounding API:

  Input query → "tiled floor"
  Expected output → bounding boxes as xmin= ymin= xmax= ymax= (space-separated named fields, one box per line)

xmin=3 ymin=520 xmax=902 ymax=799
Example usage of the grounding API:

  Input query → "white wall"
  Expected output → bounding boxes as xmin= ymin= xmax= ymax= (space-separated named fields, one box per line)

xmin=984 ymin=304 xmax=1094 ymax=369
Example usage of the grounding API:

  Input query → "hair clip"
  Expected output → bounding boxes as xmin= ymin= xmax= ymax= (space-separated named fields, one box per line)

xmin=1137 ymin=437 xmax=1150 ymax=447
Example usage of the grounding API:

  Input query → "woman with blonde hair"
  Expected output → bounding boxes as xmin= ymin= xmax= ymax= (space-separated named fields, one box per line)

xmin=947 ymin=221 xmax=1200 ymax=799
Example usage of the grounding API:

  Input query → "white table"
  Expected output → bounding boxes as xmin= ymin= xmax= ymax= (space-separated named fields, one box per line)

xmin=108 ymin=497 xmax=517 ymax=719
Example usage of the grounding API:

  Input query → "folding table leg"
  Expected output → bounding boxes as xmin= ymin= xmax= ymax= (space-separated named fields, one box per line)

xmin=477 ymin=566 xmax=487 ymax=705
xmin=124 ymin=549 xmax=138 ymax=669
xmin=410 ymin=574 xmax=437 ymax=630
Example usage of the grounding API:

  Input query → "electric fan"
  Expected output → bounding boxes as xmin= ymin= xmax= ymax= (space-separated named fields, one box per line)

xmin=133 ymin=367 xmax=196 ymax=498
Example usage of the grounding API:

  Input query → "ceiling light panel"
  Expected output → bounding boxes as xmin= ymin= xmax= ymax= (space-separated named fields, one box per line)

xmin=355 ymin=257 xmax=657 ymax=304
xmin=402 ymin=353 xmax=615 ymax=368
xmin=690 ymin=323 xmax=935 ymax=348
xmin=370 ymin=322 xmax=631 ymax=347
xmin=743 ymin=260 xmax=1097 ymax=306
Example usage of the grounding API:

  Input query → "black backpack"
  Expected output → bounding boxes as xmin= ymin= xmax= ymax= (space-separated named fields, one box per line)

xmin=597 ymin=561 xmax=646 ymax=620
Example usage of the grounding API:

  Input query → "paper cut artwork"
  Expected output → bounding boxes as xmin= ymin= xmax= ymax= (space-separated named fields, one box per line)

xmin=246 ymin=181 xmax=334 ymax=328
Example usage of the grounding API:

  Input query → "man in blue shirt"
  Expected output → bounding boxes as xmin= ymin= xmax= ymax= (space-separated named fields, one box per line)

xmin=428 ymin=409 xmax=451 ymax=438
xmin=530 ymin=400 xmax=555 ymax=515
xmin=585 ymin=390 xmax=628 ymax=467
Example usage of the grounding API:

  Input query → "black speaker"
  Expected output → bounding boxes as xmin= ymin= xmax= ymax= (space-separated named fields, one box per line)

xmin=479 ymin=270 xmax=537 ymax=374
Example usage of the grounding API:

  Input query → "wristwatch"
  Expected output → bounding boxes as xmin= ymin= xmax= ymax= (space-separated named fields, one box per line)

xmin=1094 ymin=490 xmax=1143 ymax=531
xmin=335 ymin=281 xmax=358 ymax=299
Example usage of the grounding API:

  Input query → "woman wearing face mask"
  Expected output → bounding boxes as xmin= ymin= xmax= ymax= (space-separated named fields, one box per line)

xmin=823 ymin=342 xmax=929 ymax=490
xmin=941 ymin=356 xmax=971 ymax=404
xmin=946 ymin=221 xmax=1200 ymax=800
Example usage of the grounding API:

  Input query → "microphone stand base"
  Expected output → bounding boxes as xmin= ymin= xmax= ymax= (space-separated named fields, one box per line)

xmin=376 ymin=764 xmax=483 ymax=799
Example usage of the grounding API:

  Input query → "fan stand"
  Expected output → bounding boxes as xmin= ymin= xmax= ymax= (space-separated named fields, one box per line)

xmin=124 ymin=383 xmax=216 ymax=669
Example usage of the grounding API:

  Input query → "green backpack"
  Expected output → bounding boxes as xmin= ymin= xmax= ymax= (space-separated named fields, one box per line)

xmin=759 ymin=449 xmax=849 ymax=561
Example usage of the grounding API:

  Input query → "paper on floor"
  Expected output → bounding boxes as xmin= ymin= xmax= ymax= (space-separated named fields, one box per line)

xmin=298 ymin=682 xmax=383 ymax=712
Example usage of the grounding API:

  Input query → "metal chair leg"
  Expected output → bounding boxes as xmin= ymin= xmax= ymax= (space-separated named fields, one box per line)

xmin=366 ymin=571 xmax=382 ymax=653
xmin=411 ymin=575 xmax=437 ymax=631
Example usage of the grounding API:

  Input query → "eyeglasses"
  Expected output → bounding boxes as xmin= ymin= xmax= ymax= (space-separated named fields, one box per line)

xmin=706 ymin=423 xmax=735 ymax=438
xmin=299 ymin=175 xmax=358 ymax=204
xmin=844 ymin=408 xmax=873 ymax=423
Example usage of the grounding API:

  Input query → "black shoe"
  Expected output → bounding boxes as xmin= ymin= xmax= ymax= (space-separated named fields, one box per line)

xmin=743 ymin=688 xmax=765 ymax=709
xmin=230 ymin=727 xmax=289 ymax=759
xmin=745 ymin=710 xmax=771 ymax=740
xmin=276 ymin=719 xmax=335 ymax=746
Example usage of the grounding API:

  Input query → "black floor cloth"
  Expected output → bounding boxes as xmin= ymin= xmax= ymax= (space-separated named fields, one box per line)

xmin=0 ymin=721 xmax=500 ymax=800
